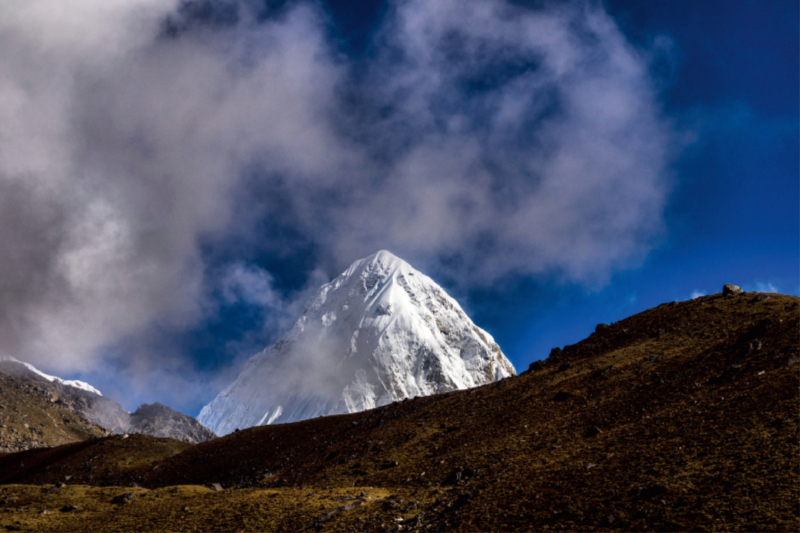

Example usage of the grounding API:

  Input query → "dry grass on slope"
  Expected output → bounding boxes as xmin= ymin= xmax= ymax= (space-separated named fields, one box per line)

xmin=1 ymin=291 xmax=797 ymax=532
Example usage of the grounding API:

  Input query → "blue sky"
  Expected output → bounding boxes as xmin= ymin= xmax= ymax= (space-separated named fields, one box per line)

xmin=497 ymin=0 xmax=799 ymax=368
xmin=0 ymin=0 xmax=796 ymax=416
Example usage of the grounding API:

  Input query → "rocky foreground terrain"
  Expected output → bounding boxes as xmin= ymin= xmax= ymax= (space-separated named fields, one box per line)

xmin=0 ymin=289 xmax=797 ymax=532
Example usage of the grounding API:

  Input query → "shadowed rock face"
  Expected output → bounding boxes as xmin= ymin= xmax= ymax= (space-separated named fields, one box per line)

xmin=0 ymin=361 xmax=215 ymax=445
xmin=129 ymin=403 xmax=216 ymax=444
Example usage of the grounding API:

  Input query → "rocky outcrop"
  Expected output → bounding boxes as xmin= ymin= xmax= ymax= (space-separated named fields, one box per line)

xmin=129 ymin=403 xmax=215 ymax=443
xmin=0 ymin=359 xmax=215 ymax=445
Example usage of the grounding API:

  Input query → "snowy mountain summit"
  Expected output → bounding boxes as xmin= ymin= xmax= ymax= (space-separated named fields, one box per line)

xmin=199 ymin=250 xmax=516 ymax=436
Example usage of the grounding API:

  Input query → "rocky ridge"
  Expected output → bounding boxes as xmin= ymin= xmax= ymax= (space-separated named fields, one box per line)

xmin=0 ymin=360 xmax=215 ymax=445
xmin=0 ymin=371 xmax=107 ymax=454
xmin=0 ymin=287 xmax=796 ymax=532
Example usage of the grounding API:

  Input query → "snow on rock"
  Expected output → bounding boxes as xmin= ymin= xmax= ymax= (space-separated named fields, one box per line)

xmin=0 ymin=355 xmax=102 ymax=396
xmin=199 ymin=250 xmax=516 ymax=436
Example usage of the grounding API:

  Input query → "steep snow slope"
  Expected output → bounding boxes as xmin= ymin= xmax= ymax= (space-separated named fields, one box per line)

xmin=199 ymin=250 xmax=515 ymax=436
xmin=0 ymin=355 xmax=102 ymax=395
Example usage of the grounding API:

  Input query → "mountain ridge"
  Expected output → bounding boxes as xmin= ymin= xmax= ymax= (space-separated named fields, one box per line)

xmin=0 ymin=289 xmax=796 ymax=532
xmin=199 ymin=250 xmax=515 ymax=435
xmin=0 ymin=359 xmax=215 ymax=445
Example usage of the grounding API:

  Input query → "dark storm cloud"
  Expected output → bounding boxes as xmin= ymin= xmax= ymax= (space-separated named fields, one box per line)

xmin=0 ymin=0 xmax=676 ymax=404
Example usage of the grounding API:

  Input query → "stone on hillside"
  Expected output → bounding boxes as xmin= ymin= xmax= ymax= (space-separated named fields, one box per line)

xmin=206 ymin=483 xmax=223 ymax=492
xmin=585 ymin=427 xmax=602 ymax=438
xmin=552 ymin=391 xmax=572 ymax=402
xmin=528 ymin=361 xmax=544 ymax=372
xmin=112 ymin=493 xmax=136 ymax=504
xmin=595 ymin=323 xmax=610 ymax=333
xmin=557 ymin=362 xmax=572 ymax=372
xmin=723 ymin=284 xmax=743 ymax=296
xmin=591 ymin=366 xmax=614 ymax=379
xmin=598 ymin=515 xmax=614 ymax=527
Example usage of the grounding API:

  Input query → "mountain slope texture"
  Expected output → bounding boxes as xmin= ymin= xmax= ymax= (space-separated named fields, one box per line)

xmin=199 ymin=251 xmax=515 ymax=435
xmin=0 ymin=289 xmax=796 ymax=532
xmin=0 ymin=359 xmax=215 ymax=445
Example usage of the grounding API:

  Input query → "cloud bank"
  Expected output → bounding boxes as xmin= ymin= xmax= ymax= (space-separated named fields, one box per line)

xmin=0 ymin=0 xmax=675 ymax=408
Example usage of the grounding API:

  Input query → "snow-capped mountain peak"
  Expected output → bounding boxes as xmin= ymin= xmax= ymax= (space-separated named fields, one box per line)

xmin=199 ymin=250 xmax=516 ymax=436
xmin=0 ymin=355 xmax=102 ymax=396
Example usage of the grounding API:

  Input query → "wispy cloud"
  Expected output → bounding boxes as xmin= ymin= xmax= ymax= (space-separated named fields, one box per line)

xmin=0 ymin=0 xmax=678 ymax=410
xmin=690 ymin=290 xmax=707 ymax=300
xmin=754 ymin=282 xmax=780 ymax=294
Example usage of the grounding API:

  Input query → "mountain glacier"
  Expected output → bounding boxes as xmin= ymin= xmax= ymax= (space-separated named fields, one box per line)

xmin=199 ymin=250 xmax=516 ymax=436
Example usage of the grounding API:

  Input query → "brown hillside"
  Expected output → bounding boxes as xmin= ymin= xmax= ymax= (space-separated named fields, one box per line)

xmin=0 ymin=291 xmax=797 ymax=532
xmin=0 ymin=373 xmax=108 ymax=454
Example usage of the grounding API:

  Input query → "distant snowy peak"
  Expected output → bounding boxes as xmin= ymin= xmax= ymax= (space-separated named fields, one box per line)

xmin=0 ymin=355 xmax=102 ymax=396
xmin=199 ymin=250 xmax=516 ymax=436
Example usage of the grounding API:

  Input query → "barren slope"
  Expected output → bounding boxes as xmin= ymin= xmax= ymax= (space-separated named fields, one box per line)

xmin=1 ymin=291 xmax=797 ymax=532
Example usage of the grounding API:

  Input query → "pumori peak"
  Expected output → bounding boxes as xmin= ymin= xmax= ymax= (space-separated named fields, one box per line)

xmin=198 ymin=250 xmax=516 ymax=435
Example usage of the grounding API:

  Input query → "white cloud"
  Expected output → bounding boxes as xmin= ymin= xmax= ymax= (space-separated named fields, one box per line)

xmin=0 ymin=0 xmax=678 ymax=409
xmin=754 ymin=282 xmax=779 ymax=294
xmin=690 ymin=290 xmax=706 ymax=300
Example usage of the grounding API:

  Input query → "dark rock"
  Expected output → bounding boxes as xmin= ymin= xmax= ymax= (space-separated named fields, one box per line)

xmin=548 ymin=347 xmax=563 ymax=359
xmin=657 ymin=328 xmax=666 ymax=337
xmin=205 ymin=483 xmax=223 ymax=492
xmin=552 ymin=391 xmax=572 ymax=402
xmin=380 ymin=460 xmax=399 ymax=470
xmin=454 ymin=489 xmax=479 ymax=508
xmin=557 ymin=362 xmax=572 ymax=372
xmin=595 ymin=323 xmax=610 ymax=333
xmin=551 ymin=508 xmax=573 ymax=521
xmin=598 ymin=515 xmax=614 ymax=527
xmin=528 ymin=361 xmax=544 ymax=372
xmin=723 ymin=284 xmax=743 ymax=296
xmin=585 ymin=427 xmax=602 ymax=438
xmin=754 ymin=293 xmax=771 ymax=302
xmin=767 ymin=417 xmax=788 ymax=429
xmin=639 ymin=485 xmax=667 ymax=498
xmin=404 ymin=513 xmax=424 ymax=527
xmin=444 ymin=467 xmax=463 ymax=485
xmin=60 ymin=504 xmax=78 ymax=512
xmin=748 ymin=340 xmax=763 ymax=353
xmin=111 ymin=493 xmax=136 ymax=504
xmin=591 ymin=366 xmax=614 ymax=379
